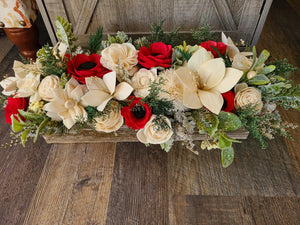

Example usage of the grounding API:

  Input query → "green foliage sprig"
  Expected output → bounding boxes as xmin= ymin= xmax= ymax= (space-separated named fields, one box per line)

xmin=56 ymin=16 xmax=78 ymax=53
xmin=89 ymin=27 xmax=103 ymax=54
xmin=101 ymin=31 xmax=132 ymax=49
xmin=143 ymin=77 xmax=174 ymax=116
xmin=37 ymin=44 xmax=67 ymax=77
xmin=150 ymin=19 xmax=180 ymax=46
xmin=266 ymin=58 xmax=298 ymax=79
xmin=191 ymin=22 xmax=215 ymax=43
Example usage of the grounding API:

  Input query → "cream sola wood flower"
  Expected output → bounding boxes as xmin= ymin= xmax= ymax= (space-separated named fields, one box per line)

xmin=81 ymin=71 xmax=133 ymax=111
xmin=175 ymin=47 xmax=243 ymax=114
xmin=0 ymin=61 xmax=41 ymax=101
xmin=43 ymin=77 xmax=87 ymax=129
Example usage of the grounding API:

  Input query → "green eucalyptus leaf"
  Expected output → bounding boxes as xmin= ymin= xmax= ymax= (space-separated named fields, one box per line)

xmin=253 ymin=50 xmax=270 ymax=71
xmin=11 ymin=115 xmax=30 ymax=132
xmin=18 ymin=110 xmax=45 ymax=122
xmin=218 ymin=111 xmax=242 ymax=131
xmin=221 ymin=146 xmax=234 ymax=168
xmin=21 ymin=129 xmax=31 ymax=147
xmin=249 ymin=46 xmax=257 ymax=71
xmin=247 ymin=74 xmax=270 ymax=85
xmin=34 ymin=117 xmax=51 ymax=143
xmin=257 ymin=65 xmax=276 ymax=75
xmin=219 ymin=133 xmax=232 ymax=149
xmin=192 ymin=110 xmax=219 ymax=137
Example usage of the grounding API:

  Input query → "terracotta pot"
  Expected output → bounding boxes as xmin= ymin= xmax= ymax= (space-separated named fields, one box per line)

xmin=4 ymin=23 xmax=40 ymax=60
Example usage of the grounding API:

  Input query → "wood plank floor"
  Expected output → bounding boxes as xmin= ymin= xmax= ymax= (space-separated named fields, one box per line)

xmin=0 ymin=0 xmax=299 ymax=224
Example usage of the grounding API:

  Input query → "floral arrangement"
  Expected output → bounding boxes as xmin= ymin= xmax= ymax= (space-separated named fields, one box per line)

xmin=0 ymin=17 xmax=299 ymax=167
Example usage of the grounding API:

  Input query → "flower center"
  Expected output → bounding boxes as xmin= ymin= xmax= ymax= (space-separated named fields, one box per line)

xmin=77 ymin=62 xmax=97 ymax=71
xmin=65 ymin=100 xmax=75 ymax=109
xmin=132 ymin=105 xmax=146 ymax=119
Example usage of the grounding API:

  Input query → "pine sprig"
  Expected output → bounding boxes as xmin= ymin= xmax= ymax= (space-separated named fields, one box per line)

xmin=150 ymin=19 xmax=181 ymax=45
xmin=191 ymin=22 xmax=215 ymax=43
xmin=153 ymin=115 xmax=171 ymax=132
xmin=143 ymin=77 xmax=174 ymax=116
xmin=36 ymin=44 xmax=67 ymax=76
xmin=89 ymin=26 xmax=103 ymax=54
xmin=266 ymin=58 xmax=298 ymax=78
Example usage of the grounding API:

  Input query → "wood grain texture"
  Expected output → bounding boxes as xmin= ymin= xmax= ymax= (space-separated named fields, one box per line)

xmin=212 ymin=0 xmax=237 ymax=30
xmin=170 ymin=195 xmax=300 ymax=225
xmin=168 ymin=136 xmax=300 ymax=196
xmin=23 ymin=143 xmax=116 ymax=225
xmin=105 ymin=142 xmax=168 ymax=225
xmin=43 ymin=127 xmax=249 ymax=144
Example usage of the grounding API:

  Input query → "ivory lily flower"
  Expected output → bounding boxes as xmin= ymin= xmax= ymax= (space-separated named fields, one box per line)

xmin=175 ymin=47 xmax=243 ymax=114
xmin=43 ymin=78 xmax=87 ymax=129
xmin=81 ymin=71 xmax=133 ymax=111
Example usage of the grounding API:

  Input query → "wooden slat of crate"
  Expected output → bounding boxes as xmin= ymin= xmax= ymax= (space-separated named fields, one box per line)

xmin=43 ymin=126 xmax=249 ymax=144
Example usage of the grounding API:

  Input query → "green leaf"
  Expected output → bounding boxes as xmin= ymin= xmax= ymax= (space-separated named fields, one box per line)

xmin=18 ymin=110 xmax=45 ymax=123
xmin=34 ymin=117 xmax=50 ymax=143
xmin=11 ymin=115 xmax=30 ymax=132
xmin=55 ymin=16 xmax=78 ymax=51
xmin=219 ymin=133 xmax=232 ymax=149
xmin=21 ymin=129 xmax=31 ymax=147
xmin=248 ymin=46 xmax=257 ymax=71
xmin=253 ymin=50 xmax=270 ymax=71
xmin=221 ymin=133 xmax=241 ymax=143
xmin=218 ymin=111 xmax=242 ymax=131
xmin=258 ymin=65 xmax=276 ymax=75
xmin=221 ymin=146 xmax=234 ymax=168
xmin=192 ymin=110 xmax=219 ymax=137
xmin=247 ymin=74 xmax=270 ymax=85
xmin=89 ymin=26 xmax=103 ymax=54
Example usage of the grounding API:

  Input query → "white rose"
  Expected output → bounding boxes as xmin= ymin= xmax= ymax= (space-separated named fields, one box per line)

xmin=235 ymin=85 xmax=263 ymax=113
xmin=137 ymin=115 xmax=173 ymax=144
xmin=131 ymin=68 xmax=157 ymax=98
xmin=100 ymin=43 xmax=138 ymax=71
xmin=95 ymin=108 xmax=124 ymax=133
xmin=38 ymin=75 xmax=60 ymax=101
xmin=0 ymin=77 xmax=18 ymax=96
xmin=16 ymin=72 xmax=41 ymax=102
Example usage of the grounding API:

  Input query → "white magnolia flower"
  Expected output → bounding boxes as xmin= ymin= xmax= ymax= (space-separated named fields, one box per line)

xmin=43 ymin=78 xmax=87 ymax=129
xmin=81 ymin=71 xmax=133 ymax=111
xmin=137 ymin=115 xmax=173 ymax=144
xmin=176 ymin=47 xmax=243 ymax=114
xmin=100 ymin=43 xmax=138 ymax=71
xmin=38 ymin=75 xmax=60 ymax=101
xmin=131 ymin=68 xmax=157 ymax=98
xmin=16 ymin=72 xmax=41 ymax=102
xmin=94 ymin=102 xmax=123 ymax=133
xmin=0 ymin=60 xmax=40 ymax=96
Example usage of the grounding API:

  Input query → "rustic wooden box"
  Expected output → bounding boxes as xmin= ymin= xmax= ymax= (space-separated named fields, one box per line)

xmin=36 ymin=0 xmax=273 ymax=47
xmin=43 ymin=126 xmax=249 ymax=144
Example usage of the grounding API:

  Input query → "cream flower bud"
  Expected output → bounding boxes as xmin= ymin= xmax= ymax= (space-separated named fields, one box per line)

xmin=131 ymin=68 xmax=157 ymax=98
xmin=95 ymin=103 xmax=123 ymax=133
xmin=100 ymin=43 xmax=138 ymax=71
xmin=235 ymin=86 xmax=263 ymax=113
xmin=38 ymin=75 xmax=60 ymax=101
xmin=232 ymin=53 xmax=253 ymax=72
xmin=137 ymin=115 xmax=173 ymax=144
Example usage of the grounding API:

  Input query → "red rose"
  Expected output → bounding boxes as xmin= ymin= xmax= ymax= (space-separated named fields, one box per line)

xmin=121 ymin=96 xmax=152 ymax=130
xmin=221 ymin=91 xmax=235 ymax=113
xmin=200 ymin=41 xmax=227 ymax=58
xmin=138 ymin=42 xmax=172 ymax=69
xmin=4 ymin=97 xmax=28 ymax=125
xmin=67 ymin=53 xmax=110 ymax=84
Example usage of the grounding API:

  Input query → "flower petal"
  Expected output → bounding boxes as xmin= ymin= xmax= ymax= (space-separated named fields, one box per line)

xmin=198 ymin=58 xmax=225 ymax=90
xmin=85 ymin=76 xmax=107 ymax=91
xmin=103 ymin=71 xmax=116 ymax=95
xmin=137 ymin=129 xmax=148 ymax=144
xmin=97 ymin=96 xmax=113 ymax=111
xmin=198 ymin=90 xmax=224 ymax=114
xmin=175 ymin=67 xmax=197 ymax=92
xmin=234 ymin=83 xmax=248 ymax=94
xmin=113 ymin=82 xmax=133 ymax=100
xmin=188 ymin=47 xmax=213 ymax=72
xmin=43 ymin=101 xmax=66 ymax=113
xmin=211 ymin=68 xmax=243 ymax=93
xmin=183 ymin=87 xmax=203 ymax=109
xmin=81 ymin=90 xmax=111 ymax=107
